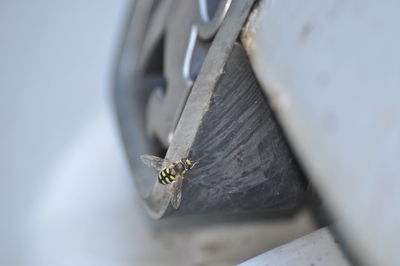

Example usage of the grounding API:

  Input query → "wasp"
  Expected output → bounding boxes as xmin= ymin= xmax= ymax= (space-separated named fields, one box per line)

xmin=140 ymin=154 xmax=197 ymax=209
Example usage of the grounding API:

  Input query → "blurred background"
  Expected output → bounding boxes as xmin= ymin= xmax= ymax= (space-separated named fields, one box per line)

xmin=0 ymin=0 xmax=130 ymax=264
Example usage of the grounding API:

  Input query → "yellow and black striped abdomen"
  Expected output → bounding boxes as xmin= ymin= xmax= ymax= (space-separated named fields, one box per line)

xmin=158 ymin=167 xmax=176 ymax=185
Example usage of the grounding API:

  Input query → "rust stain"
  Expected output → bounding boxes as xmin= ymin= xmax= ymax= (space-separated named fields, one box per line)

xmin=241 ymin=1 xmax=263 ymax=57
xmin=241 ymin=23 xmax=254 ymax=54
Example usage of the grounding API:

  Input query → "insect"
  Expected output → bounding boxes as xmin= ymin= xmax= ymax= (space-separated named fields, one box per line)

xmin=140 ymin=154 xmax=197 ymax=209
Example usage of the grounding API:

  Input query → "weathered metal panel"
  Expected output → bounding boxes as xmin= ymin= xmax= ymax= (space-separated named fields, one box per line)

xmin=243 ymin=0 xmax=400 ymax=265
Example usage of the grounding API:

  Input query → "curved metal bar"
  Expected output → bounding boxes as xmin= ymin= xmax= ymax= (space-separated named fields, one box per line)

xmin=196 ymin=0 xmax=232 ymax=40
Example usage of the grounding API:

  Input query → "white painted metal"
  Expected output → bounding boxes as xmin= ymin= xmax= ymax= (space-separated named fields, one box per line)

xmin=244 ymin=1 xmax=400 ymax=265
xmin=239 ymin=228 xmax=350 ymax=266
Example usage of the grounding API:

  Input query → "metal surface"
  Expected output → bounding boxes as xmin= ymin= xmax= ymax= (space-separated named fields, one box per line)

xmin=197 ymin=0 xmax=232 ymax=40
xmin=166 ymin=43 xmax=306 ymax=216
xmin=239 ymin=228 xmax=351 ymax=266
xmin=115 ymin=0 xmax=259 ymax=218
xmin=115 ymin=0 xmax=308 ymax=218
xmin=243 ymin=0 xmax=400 ymax=265
xmin=143 ymin=0 xmax=232 ymax=147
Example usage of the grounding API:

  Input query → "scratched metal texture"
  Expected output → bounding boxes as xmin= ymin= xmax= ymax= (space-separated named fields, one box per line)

xmin=170 ymin=43 xmax=307 ymax=216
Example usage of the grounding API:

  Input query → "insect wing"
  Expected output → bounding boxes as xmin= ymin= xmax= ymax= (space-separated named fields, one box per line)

xmin=140 ymin=154 xmax=175 ymax=172
xmin=171 ymin=175 xmax=183 ymax=209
